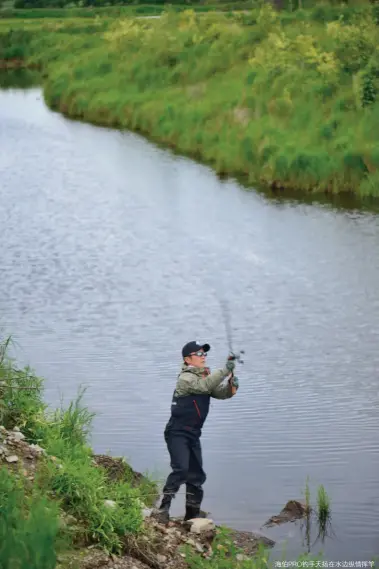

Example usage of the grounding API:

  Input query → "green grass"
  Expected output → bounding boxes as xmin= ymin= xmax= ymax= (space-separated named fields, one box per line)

xmin=0 ymin=2 xmax=253 ymax=19
xmin=317 ymin=484 xmax=330 ymax=520
xmin=2 ymin=3 xmax=379 ymax=197
xmin=0 ymin=337 xmax=158 ymax=558
xmin=0 ymin=468 xmax=65 ymax=569
xmin=304 ymin=475 xmax=311 ymax=512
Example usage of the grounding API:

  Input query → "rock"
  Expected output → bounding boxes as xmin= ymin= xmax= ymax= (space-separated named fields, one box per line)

xmin=0 ymin=445 xmax=7 ymax=455
xmin=263 ymin=499 xmax=308 ymax=527
xmin=13 ymin=426 xmax=20 ymax=432
xmin=157 ymin=554 xmax=167 ymax=563
xmin=227 ymin=528 xmax=275 ymax=557
xmin=142 ymin=507 xmax=152 ymax=519
xmin=64 ymin=514 xmax=78 ymax=526
xmin=189 ymin=518 xmax=215 ymax=534
xmin=104 ymin=499 xmax=117 ymax=509
xmin=236 ymin=553 xmax=250 ymax=561
xmin=6 ymin=455 xmax=18 ymax=463
xmin=195 ymin=543 xmax=204 ymax=553
xmin=29 ymin=444 xmax=45 ymax=455
xmin=11 ymin=431 xmax=25 ymax=442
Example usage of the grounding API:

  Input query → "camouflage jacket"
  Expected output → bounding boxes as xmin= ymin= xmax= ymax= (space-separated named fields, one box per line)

xmin=173 ymin=363 xmax=238 ymax=400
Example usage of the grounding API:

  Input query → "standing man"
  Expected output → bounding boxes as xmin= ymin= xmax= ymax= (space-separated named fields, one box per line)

xmin=154 ymin=340 xmax=239 ymax=524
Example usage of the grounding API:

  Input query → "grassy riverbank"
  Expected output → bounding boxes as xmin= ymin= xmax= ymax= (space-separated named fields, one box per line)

xmin=2 ymin=4 xmax=379 ymax=197
xmin=0 ymin=338 xmax=160 ymax=564
xmin=0 ymin=3 xmax=252 ymax=19
xmin=0 ymin=336 xmax=329 ymax=568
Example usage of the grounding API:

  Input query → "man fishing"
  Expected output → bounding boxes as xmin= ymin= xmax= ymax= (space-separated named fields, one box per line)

xmin=154 ymin=340 xmax=239 ymax=524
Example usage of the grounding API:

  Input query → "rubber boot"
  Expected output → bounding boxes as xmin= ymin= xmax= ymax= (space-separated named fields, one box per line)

xmin=153 ymin=495 xmax=171 ymax=525
xmin=183 ymin=504 xmax=207 ymax=521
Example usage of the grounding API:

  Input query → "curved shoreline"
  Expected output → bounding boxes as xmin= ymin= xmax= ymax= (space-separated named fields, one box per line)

xmin=2 ymin=4 xmax=379 ymax=210
xmin=2 ymin=5 xmax=379 ymax=211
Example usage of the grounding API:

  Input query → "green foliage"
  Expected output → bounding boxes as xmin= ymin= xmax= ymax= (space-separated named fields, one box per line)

xmin=6 ymin=2 xmax=253 ymax=13
xmin=317 ymin=484 xmax=330 ymax=520
xmin=50 ymin=389 xmax=95 ymax=448
xmin=3 ymin=5 xmax=379 ymax=197
xmin=42 ymin=451 xmax=143 ymax=552
xmin=33 ymin=390 xmax=146 ymax=553
xmin=0 ymin=467 xmax=64 ymax=569
xmin=0 ymin=338 xmax=157 ymax=556
xmin=0 ymin=338 xmax=46 ymax=441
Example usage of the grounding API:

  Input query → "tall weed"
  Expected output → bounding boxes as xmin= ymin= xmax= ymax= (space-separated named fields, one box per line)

xmin=0 ymin=467 xmax=65 ymax=569
xmin=0 ymin=338 xmax=46 ymax=441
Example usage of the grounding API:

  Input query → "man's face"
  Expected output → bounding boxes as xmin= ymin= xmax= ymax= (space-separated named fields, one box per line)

xmin=185 ymin=350 xmax=207 ymax=368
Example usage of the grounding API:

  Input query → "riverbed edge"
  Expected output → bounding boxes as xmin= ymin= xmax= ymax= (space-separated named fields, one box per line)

xmin=0 ymin=340 xmax=284 ymax=569
xmin=2 ymin=50 xmax=379 ymax=212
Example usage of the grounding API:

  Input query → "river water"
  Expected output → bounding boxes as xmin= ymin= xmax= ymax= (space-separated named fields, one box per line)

xmin=1 ymin=77 xmax=379 ymax=564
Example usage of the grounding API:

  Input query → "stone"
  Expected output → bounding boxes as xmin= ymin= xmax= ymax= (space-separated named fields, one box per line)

xmin=11 ymin=431 xmax=25 ymax=442
xmin=142 ymin=507 xmax=152 ymax=519
xmin=195 ymin=543 xmax=204 ymax=553
xmin=64 ymin=514 xmax=78 ymax=526
xmin=6 ymin=455 xmax=18 ymax=463
xmin=263 ymin=499 xmax=308 ymax=527
xmin=236 ymin=553 xmax=250 ymax=561
xmin=157 ymin=554 xmax=167 ymax=563
xmin=104 ymin=499 xmax=117 ymax=509
xmin=189 ymin=518 xmax=215 ymax=534
xmin=29 ymin=444 xmax=45 ymax=455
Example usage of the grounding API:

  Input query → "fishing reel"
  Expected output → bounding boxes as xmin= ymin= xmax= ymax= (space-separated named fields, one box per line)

xmin=228 ymin=350 xmax=245 ymax=364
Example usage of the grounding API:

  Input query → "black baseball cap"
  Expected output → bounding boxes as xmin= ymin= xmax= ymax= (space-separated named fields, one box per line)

xmin=182 ymin=341 xmax=211 ymax=359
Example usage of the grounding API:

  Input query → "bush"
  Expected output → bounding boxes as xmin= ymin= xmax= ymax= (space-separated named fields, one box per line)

xmin=0 ymin=338 xmax=157 ymax=556
xmin=2 ymin=4 xmax=379 ymax=199
xmin=0 ymin=468 xmax=63 ymax=569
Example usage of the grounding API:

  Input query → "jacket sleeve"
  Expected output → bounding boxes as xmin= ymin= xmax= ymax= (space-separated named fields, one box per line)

xmin=175 ymin=367 xmax=230 ymax=396
xmin=211 ymin=378 xmax=237 ymax=399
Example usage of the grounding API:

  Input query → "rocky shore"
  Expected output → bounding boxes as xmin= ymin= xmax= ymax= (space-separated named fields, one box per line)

xmin=0 ymin=423 xmax=312 ymax=569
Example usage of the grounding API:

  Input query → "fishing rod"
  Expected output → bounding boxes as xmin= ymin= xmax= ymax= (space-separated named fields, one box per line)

xmin=218 ymin=297 xmax=244 ymax=364
xmin=218 ymin=297 xmax=244 ymax=395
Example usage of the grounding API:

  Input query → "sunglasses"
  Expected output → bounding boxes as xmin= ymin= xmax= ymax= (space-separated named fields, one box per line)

xmin=191 ymin=351 xmax=207 ymax=357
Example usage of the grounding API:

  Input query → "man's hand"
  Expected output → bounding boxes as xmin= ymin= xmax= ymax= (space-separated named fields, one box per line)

xmin=226 ymin=358 xmax=235 ymax=372
xmin=231 ymin=375 xmax=239 ymax=388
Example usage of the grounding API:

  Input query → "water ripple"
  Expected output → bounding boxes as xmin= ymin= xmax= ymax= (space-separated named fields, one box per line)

xmin=1 ymin=86 xmax=379 ymax=562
